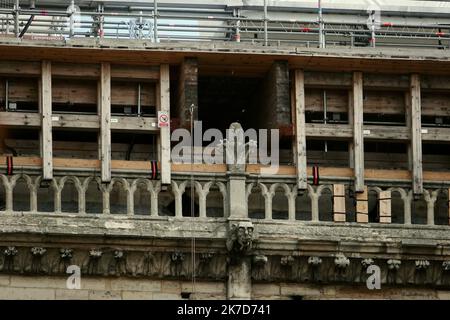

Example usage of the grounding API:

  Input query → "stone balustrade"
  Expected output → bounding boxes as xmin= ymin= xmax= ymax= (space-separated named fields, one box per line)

xmin=0 ymin=173 xmax=449 ymax=227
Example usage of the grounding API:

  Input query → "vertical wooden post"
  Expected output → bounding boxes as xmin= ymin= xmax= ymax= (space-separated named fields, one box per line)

xmin=356 ymin=186 xmax=368 ymax=223
xmin=353 ymin=72 xmax=364 ymax=192
xmin=348 ymin=89 xmax=355 ymax=169
xmin=99 ymin=63 xmax=111 ymax=182
xmin=448 ymin=188 xmax=450 ymax=226
xmin=410 ymin=74 xmax=423 ymax=195
xmin=294 ymin=70 xmax=307 ymax=190
xmin=40 ymin=61 xmax=53 ymax=180
xmin=379 ymin=190 xmax=392 ymax=224
xmin=405 ymin=91 xmax=413 ymax=171
xmin=159 ymin=64 xmax=171 ymax=184
xmin=333 ymin=184 xmax=346 ymax=222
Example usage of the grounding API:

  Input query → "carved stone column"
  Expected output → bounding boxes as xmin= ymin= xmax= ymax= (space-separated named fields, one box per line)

xmin=226 ymin=221 xmax=254 ymax=300
xmin=228 ymin=173 xmax=247 ymax=219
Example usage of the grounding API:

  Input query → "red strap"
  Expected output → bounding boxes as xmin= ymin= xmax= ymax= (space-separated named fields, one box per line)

xmin=6 ymin=156 xmax=13 ymax=175
xmin=313 ymin=166 xmax=319 ymax=185
xmin=152 ymin=161 xmax=156 ymax=180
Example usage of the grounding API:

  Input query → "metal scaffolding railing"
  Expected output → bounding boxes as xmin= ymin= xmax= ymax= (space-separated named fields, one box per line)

xmin=0 ymin=1 xmax=450 ymax=49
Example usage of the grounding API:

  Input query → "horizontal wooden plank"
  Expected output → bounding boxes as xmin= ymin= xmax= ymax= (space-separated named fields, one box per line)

xmin=0 ymin=112 xmax=40 ymax=127
xmin=0 ymin=61 xmax=40 ymax=76
xmin=111 ymin=65 xmax=160 ymax=81
xmin=0 ymin=156 xmax=449 ymax=182
xmin=305 ymin=124 xmax=353 ymax=139
xmin=52 ymin=62 xmax=100 ymax=78
xmin=0 ymin=112 xmax=158 ymax=132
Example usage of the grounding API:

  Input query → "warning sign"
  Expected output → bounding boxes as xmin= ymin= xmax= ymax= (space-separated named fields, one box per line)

xmin=158 ymin=111 xmax=170 ymax=128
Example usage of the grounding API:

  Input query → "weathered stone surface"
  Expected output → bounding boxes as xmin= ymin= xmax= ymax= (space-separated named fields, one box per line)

xmin=55 ymin=289 xmax=89 ymax=300
xmin=88 ymin=290 xmax=121 ymax=300
xmin=110 ymin=279 xmax=161 ymax=292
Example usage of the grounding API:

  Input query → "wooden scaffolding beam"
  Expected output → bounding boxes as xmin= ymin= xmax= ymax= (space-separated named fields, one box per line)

xmin=410 ymin=73 xmax=423 ymax=195
xmin=99 ymin=63 xmax=111 ymax=182
xmin=294 ymin=70 xmax=307 ymax=190
xmin=40 ymin=61 xmax=53 ymax=180
xmin=159 ymin=64 xmax=171 ymax=184
xmin=353 ymin=72 xmax=365 ymax=192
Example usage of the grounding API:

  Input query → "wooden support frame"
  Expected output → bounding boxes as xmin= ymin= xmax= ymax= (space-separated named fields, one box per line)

xmin=410 ymin=73 xmax=423 ymax=195
xmin=40 ymin=61 xmax=53 ymax=180
xmin=158 ymin=64 xmax=171 ymax=184
xmin=356 ymin=186 xmax=368 ymax=223
xmin=353 ymin=72 xmax=365 ymax=192
xmin=333 ymin=184 xmax=346 ymax=222
xmin=294 ymin=70 xmax=307 ymax=190
xmin=99 ymin=63 xmax=111 ymax=182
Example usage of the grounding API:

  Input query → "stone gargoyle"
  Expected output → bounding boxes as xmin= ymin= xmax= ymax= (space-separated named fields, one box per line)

xmin=226 ymin=221 xmax=255 ymax=255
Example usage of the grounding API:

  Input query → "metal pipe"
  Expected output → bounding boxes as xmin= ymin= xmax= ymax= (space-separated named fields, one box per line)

xmin=14 ymin=0 xmax=20 ymax=38
xmin=318 ymin=0 xmax=325 ymax=48
xmin=5 ymin=80 xmax=9 ymax=111
xmin=69 ymin=0 xmax=75 ymax=38
xmin=137 ymin=83 xmax=141 ymax=116
xmin=263 ymin=0 xmax=268 ymax=46
xmin=154 ymin=0 xmax=158 ymax=43
xmin=323 ymin=90 xmax=327 ymax=152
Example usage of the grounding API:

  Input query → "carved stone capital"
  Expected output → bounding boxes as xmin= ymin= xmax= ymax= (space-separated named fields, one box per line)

xmin=387 ymin=259 xmax=401 ymax=270
xmin=30 ymin=247 xmax=46 ymax=256
xmin=415 ymin=260 xmax=430 ymax=270
xmin=89 ymin=249 xmax=103 ymax=259
xmin=361 ymin=258 xmax=374 ymax=268
xmin=3 ymin=246 xmax=18 ymax=256
xmin=280 ymin=255 xmax=295 ymax=267
xmin=334 ymin=254 xmax=350 ymax=269
xmin=308 ymin=256 xmax=322 ymax=266
xmin=60 ymin=248 xmax=73 ymax=259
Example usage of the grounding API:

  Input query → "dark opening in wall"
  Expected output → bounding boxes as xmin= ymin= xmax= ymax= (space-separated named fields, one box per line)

xmin=85 ymin=179 xmax=102 ymax=214
xmin=134 ymin=181 xmax=151 ymax=215
xmin=363 ymin=113 xmax=406 ymax=126
xmin=307 ymin=140 xmax=349 ymax=167
xmin=423 ymin=142 xmax=450 ymax=172
xmin=319 ymin=188 xmax=333 ymax=222
xmin=158 ymin=185 xmax=176 ymax=216
xmin=111 ymin=132 xmax=158 ymax=161
xmin=345 ymin=187 xmax=356 ymax=222
xmin=364 ymin=141 xmax=408 ymax=170
xmin=435 ymin=190 xmax=449 ymax=225
xmin=272 ymin=186 xmax=288 ymax=220
xmin=248 ymin=184 xmax=265 ymax=219
xmin=0 ymin=178 xmax=5 ymax=211
xmin=110 ymin=180 xmax=127 ymax=215
xmin=53 ymin=129 xmax=98 ymax=160
xmin=61 ymin=178 xmax=79 ymax=213
xmin=198 ymin=76 xmax=263 ymax=133
xmin=391 ymin=190 xmax=404 ymax=224
xmin=206 ymin=185 xmax=225 ymax=218
xmin=295 ymin=190 xmax=312 ymax=221
xmin=4 ymin=128 xmax=40 ymax=157
xmin=412 ymin=195 xmax=427 ymax=225
xmin=368 ymin=190 xmax=379 ymax=223
xmin=13 ymin=177 xmax=30 ymax=212
xmin=182 ymin=186 xmax=200 ymax=217
xmin=422 ymin=115 xmax=450 ymax=128
xmin=37 ymin=183 xmax=54 ymax=213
